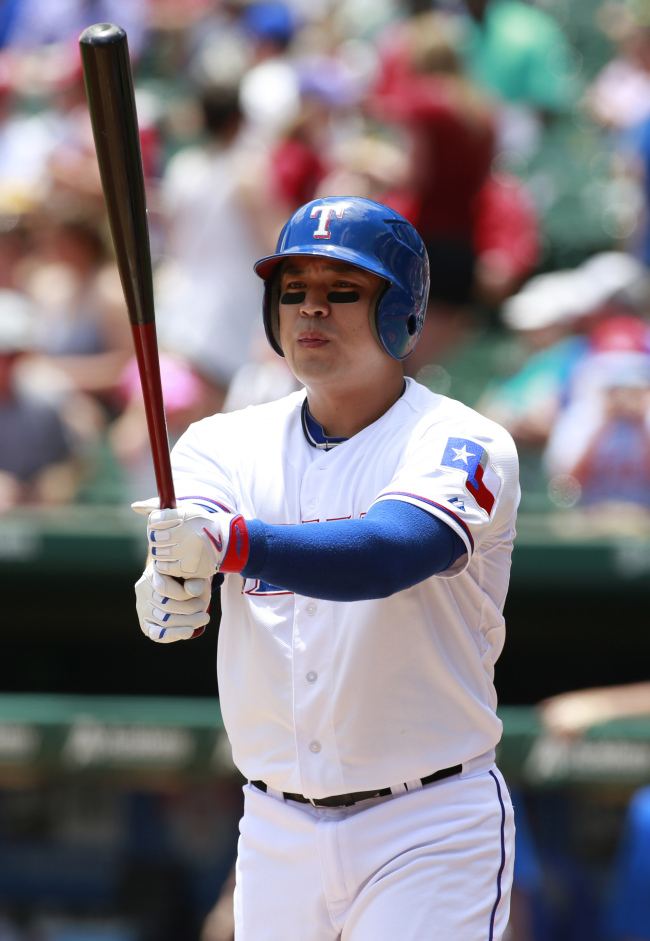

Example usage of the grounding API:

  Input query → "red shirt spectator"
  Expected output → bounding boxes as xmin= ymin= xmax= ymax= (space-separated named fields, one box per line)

xmin=472 ymin=171 xmax=540 ymax=304
xmin=369 ymin=13 xmax=495 ymax=305
xmin=371 ymin=16 xmax=494 ymax=242
xmin=271 ymin=133 xmax=328 ymax=210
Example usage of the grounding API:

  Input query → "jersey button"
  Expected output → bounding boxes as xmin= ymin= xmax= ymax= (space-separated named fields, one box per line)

xmin=309 ymin=741 xmax=321 ymax=754
xmin=306 ymin=603 xmax=317 ymax=616
xmin=306 ymin=671 xmax=318 ymax=684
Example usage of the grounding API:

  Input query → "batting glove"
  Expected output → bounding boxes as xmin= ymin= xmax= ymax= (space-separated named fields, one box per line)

xmin=135 ymin=562 xmax=211 ymax=643
xmin=132 ymin=497 xmax=250 ymax=577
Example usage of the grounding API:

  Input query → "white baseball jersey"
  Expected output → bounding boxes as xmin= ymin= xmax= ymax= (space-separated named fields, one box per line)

xmin=171 ymin=378 xmax=520 ymax=798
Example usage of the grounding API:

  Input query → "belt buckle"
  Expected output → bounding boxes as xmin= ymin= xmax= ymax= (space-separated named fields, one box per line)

xmin=309 ymin=797 xmax=334 ymax=808
xmin=310 ymin=797 xmax=337 ymax=808
xmin=310 ymin=795 xmax=349 ymax=808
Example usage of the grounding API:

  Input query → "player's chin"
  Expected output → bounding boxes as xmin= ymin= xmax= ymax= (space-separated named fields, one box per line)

xmin=287 ymin=345 xmax=335 ymax=376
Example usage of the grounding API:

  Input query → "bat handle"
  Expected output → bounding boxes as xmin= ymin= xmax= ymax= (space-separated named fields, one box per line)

xmin=131 ymin=323 xmax=176 ymax=510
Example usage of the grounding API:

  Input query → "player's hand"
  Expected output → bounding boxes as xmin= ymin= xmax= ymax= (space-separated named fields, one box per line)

xmin=132 ymin=497 xmax=231 ymax=578
xmin=135 ymin=562 xmax=211 ymax=643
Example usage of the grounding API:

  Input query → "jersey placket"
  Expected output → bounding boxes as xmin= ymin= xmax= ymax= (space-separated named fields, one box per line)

xmin=292 ymin=456 xmax=342 ymax=798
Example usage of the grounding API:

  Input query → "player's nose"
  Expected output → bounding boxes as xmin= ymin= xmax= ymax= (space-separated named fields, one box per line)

xmin=300 ymin=286 xmax=330 ymax=318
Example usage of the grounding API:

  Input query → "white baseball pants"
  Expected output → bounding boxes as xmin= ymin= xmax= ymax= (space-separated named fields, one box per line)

xmin=233 ymin=762 xmax=515 ymax=941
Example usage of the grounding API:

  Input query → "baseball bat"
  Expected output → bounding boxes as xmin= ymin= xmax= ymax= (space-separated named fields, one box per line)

xmin=79 ymin=23 xmax=176 ymax=509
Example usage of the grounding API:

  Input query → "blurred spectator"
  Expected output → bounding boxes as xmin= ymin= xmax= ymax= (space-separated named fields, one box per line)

xmin=0 ymin=52 xmax=66 ymax=214
xmin=625 ymin=112 xmax=650 ymax=268
xmin=154 ymin=82 xmax=268 ymax=410
xmin=0 ymin=223 xmax=29 ymax=290
xmin=0 ymin=290 xmax=80 ymax=509
xmin=586 ymin=11 xmax=650 ymax=132
xmin=239 ymin=1 xmax=301 ymax=143
xmin=472 ymin=170 xmax=540 ymax=306
xmin=20 ymin=213 xmax=133 ymax=402
xmin=316 ymin=134 xmax=410 ymax=209
xmin=268 ymin=50 xmax=364 ymax=213
xmin=42 ymin=49 xmax=160 ymax=200
xmin=540 ymin=680 xmax=650 ymax=738
xmin=370 ymin=11 xmax=496 ymax=366
xmin=270 ymin=98 xmax=330 ymax=211
xmin=0 ymin=36 xmax=157 ymax=217
xmin=461 ymin=0 xmax=578 ymax=113
xmin=109 ymin=353 xmax=211 ymax=500
xmin=460 ymin=0 xmax=579 ymax=156
xmin=372 ymin=11 xmax=495 ymax=296
xmin=480 ymin=252 xmax=650 ymax=451
xmin=478 ymin=269 xmax=590 ymax=448
xmin=185 ymin=3 xmax=252 ymax=91
xmin=574 ymin=251 xmax=650 ymax=326
xmin=544 ymin=330 xmax=650 ymax=512
xmin=109 ymin=352 xmax=213 ymax=502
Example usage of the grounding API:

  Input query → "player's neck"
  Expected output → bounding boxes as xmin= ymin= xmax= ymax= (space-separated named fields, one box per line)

xmin=305 ymin=370 xmax=406 ymax=439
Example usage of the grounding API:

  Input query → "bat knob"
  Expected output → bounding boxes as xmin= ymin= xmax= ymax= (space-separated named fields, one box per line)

xmin=79 ymin=23 xmax=126 ymax=45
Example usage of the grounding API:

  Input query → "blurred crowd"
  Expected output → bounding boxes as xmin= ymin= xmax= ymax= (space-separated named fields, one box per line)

xmin=1 ymin=0 xmax=649 ymax=524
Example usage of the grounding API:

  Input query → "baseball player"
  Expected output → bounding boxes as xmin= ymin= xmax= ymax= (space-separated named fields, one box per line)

xmin=133 ymin=196 xmax=519 ymax=940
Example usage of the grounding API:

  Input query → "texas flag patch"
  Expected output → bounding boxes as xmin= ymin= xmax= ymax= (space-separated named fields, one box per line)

xmin=441 ymin=437 xmax=501 ymax=515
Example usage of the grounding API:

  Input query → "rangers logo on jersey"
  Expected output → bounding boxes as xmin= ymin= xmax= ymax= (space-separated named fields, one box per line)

xmin=441 ymin=437 xmax=501 ymax=515
xmin=310 ymin=202 xmax=349 ymax=239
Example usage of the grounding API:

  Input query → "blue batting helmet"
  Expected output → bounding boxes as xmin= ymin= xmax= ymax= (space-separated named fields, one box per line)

xmin=254 ymin=196 xmax=430 ymax=360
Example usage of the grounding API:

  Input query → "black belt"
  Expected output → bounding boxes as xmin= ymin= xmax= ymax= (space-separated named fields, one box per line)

xmin=251 ymin=764 xmax=462 ymax=808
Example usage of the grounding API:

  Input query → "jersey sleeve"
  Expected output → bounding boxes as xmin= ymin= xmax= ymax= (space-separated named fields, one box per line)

xmin=371 ymin=419 xmax=519 ymax=576
xmin=170 ymin=418 xmax=238 ymax=516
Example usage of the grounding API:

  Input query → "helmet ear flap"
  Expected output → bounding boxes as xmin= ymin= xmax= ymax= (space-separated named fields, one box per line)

xmin=368 ymin=279 xmax=390 ymax=352
xmin=264 ymin=271 xmax=284 ymax=357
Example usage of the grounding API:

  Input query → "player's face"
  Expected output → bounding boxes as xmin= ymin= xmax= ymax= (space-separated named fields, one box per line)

xmin=277 ymin=258 xmax=395 ymax=390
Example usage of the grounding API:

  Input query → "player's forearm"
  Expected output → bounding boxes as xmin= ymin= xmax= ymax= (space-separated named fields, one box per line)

xmin=136 ymin=499 xmax=465 ymax=605
xmin=239 ymin=499 xmax=465 ymax=601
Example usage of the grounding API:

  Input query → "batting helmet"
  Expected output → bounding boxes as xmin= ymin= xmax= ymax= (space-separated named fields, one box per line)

xmin=254 ymin=196 xmax=430 ymax=360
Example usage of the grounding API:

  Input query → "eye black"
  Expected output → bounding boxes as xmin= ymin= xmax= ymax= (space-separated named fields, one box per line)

xmin=327 ymin=291 xmax=360 ymax=304
xmin=280 ymin=291 xmax=306 ymax=304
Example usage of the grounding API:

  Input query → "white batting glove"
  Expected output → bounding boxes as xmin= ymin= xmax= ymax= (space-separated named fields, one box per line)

xmin=132 ymin=497 xmax=232 ymax=578
xmin=135 ymin=563 xmax=212 ymax=643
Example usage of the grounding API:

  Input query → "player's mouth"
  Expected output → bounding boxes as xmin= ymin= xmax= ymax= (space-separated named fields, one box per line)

xmin=297 ymin=331 xmax=330 ymax=348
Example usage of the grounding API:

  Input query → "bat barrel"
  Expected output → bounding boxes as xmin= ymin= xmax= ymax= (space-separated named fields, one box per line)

xmin=81 ymin=23 xmax=176 ymax=509
xmin=79 ymin=23 xmax=154 ymax=327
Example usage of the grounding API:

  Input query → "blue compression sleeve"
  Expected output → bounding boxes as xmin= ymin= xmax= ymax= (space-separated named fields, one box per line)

xmin=240 ymin=499 xmax=467 ymax=601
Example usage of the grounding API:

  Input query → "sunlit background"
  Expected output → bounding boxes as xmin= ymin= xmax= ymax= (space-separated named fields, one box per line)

xmin=1 ymin=0 xmax=650 ymax=938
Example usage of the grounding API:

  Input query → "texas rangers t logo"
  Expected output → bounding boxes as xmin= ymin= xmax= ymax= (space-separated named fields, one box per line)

xmin=311 ymin=203 xmax=348 ymax=239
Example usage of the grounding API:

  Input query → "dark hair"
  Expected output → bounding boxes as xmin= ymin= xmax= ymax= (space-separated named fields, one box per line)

xmin=200 ymin=85 xmax=242 ymax=136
